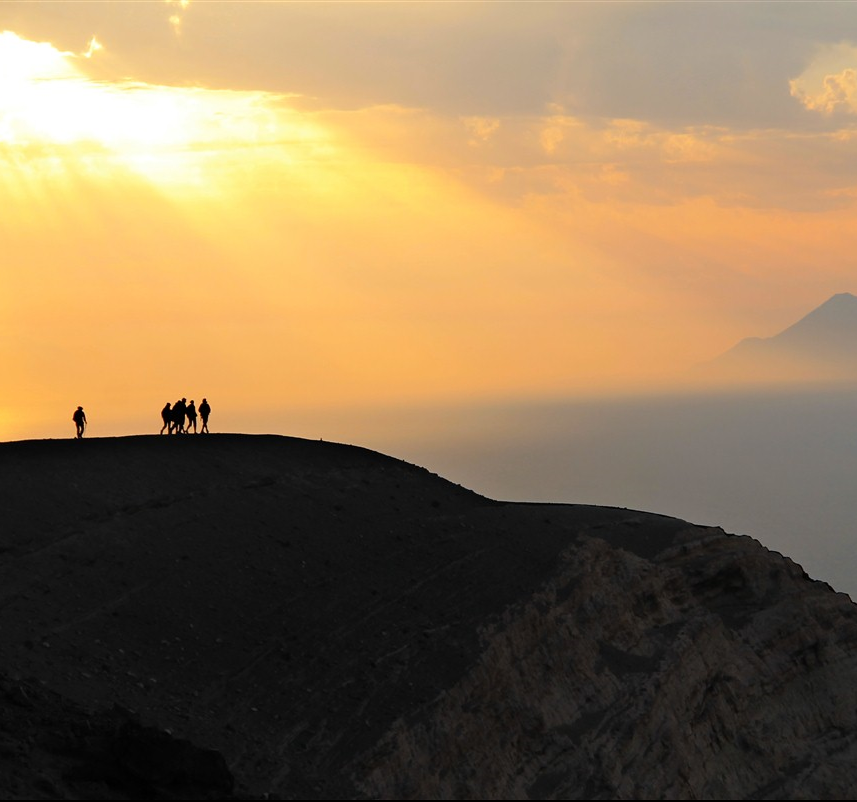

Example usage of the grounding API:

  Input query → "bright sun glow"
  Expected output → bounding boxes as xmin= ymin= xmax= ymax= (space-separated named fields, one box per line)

xmin=0 ymin=31 xmax=328 ymax=185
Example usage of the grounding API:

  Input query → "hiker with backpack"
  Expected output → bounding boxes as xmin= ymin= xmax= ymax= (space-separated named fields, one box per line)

xmin=199 ymin=398 xmax=211 ymax=433
xmin=186 ymin=399 xmax=198 ymax=433
xmin=72 ymin=406 xmax=86 ymax=438
xmin=172 ymin=399 xmax=187 ymax=433
xmin=160 ymin=402 xmax=173 ymax=434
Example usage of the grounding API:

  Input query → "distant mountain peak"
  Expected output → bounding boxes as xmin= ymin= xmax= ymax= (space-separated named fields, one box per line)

xmin=695 ymin=293 xmax=857 ymax=386
xmin=776 ymin=292 xmax=857 ymax=341
xmin=792 ymin=291 xmax=857 ymax=318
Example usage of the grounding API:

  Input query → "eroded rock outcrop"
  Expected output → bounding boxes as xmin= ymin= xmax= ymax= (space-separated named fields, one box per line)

xmin=354 ymin=527 xmax=857 ymax=799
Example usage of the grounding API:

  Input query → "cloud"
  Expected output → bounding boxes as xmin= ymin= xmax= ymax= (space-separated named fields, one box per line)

xmin=0 ymin=3 xmax=560 ymax=115
xmin=4 ymin=2 xmax=848 ymax=129
xmin=788 ymin=42 xmax=857 ymax=120
xmin=539 ymin=107 xmax=581 ymax=155
xmin=461 ymin=116 xmax=500 ymax=147
xmin=82 ymin=35 xmax=103 ymax=59
xmin=309 ymin=94 xmax=857 ymax=216
xmin=545 ymin=5 xmax=857 ymax=130
xmin=0 ymin=30 xmax=73 ymax=81
xmin=165 ymin=0 xmax=190 ymax=36
xmin=791 ymin=67 xmax=857 ymax=115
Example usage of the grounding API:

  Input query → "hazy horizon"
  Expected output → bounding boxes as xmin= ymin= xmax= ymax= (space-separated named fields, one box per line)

xmin=9 ymin=287 xmax=857 ymax=441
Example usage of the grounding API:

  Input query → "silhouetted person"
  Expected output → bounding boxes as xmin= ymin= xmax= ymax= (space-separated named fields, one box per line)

xmin=160 ymin=402 xmax=173 ymax=434
xmin=172 ymin=398 xmax=187 ymax=433
xmin=72 ymin=406 xmax=86 ymax=438
xmin=186 ymin=399 xmax=197 ymax=433
xmin=199 ymin=398 xmax=210 ymax=433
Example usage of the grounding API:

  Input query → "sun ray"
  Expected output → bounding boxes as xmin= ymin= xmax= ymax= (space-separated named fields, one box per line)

xmin=0 ymin=31 xmax=327 ymax=192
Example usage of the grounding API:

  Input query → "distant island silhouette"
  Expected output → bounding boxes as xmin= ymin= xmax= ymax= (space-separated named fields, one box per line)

xmin=694 ymin=292 xmax=857 ymax=385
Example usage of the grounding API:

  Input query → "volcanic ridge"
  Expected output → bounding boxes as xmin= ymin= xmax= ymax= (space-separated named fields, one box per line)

xmin=1 ymin=434 xmax=857 ymax=799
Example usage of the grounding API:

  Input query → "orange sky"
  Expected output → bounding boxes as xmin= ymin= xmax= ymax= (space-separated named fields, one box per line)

xmin=3 ymin=4 xmax=857 ymax=440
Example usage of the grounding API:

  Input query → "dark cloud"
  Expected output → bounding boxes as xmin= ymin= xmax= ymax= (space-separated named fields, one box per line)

xmin=4 ymin=2 xmax=857 ymax=129
xmin=551 ymin=2 xmax=857 ymax=130
xmin=0 ymin=4 xmax=558 ymax=114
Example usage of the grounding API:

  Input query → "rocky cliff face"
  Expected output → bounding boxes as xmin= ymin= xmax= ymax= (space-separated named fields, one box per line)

xmin=357 ymin=526 xmax=857 ymax=799
xmin=0 ymin=435 xmax=856 ymax=799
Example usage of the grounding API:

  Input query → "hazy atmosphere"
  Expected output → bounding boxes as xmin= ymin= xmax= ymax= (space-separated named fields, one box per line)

xmin=5 ymin=3 xmax=857 ymax=594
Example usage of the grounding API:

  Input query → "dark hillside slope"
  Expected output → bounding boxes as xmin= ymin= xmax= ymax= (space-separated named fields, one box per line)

xmin=1 ymin=434 xmax=857 ymax=799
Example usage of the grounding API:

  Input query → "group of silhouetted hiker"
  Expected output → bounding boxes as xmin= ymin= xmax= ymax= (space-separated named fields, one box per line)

xmin=160 ymin=398 xmax=211 ymax=434
xmin=71 ymin=397 xmax=212 ymax=438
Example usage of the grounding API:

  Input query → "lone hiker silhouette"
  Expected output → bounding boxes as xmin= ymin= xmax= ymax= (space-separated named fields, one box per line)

xmin=199 ymin=398 xmax=211 ymax=433
xmin=72 ymin=406 xmax=86 ymax=438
